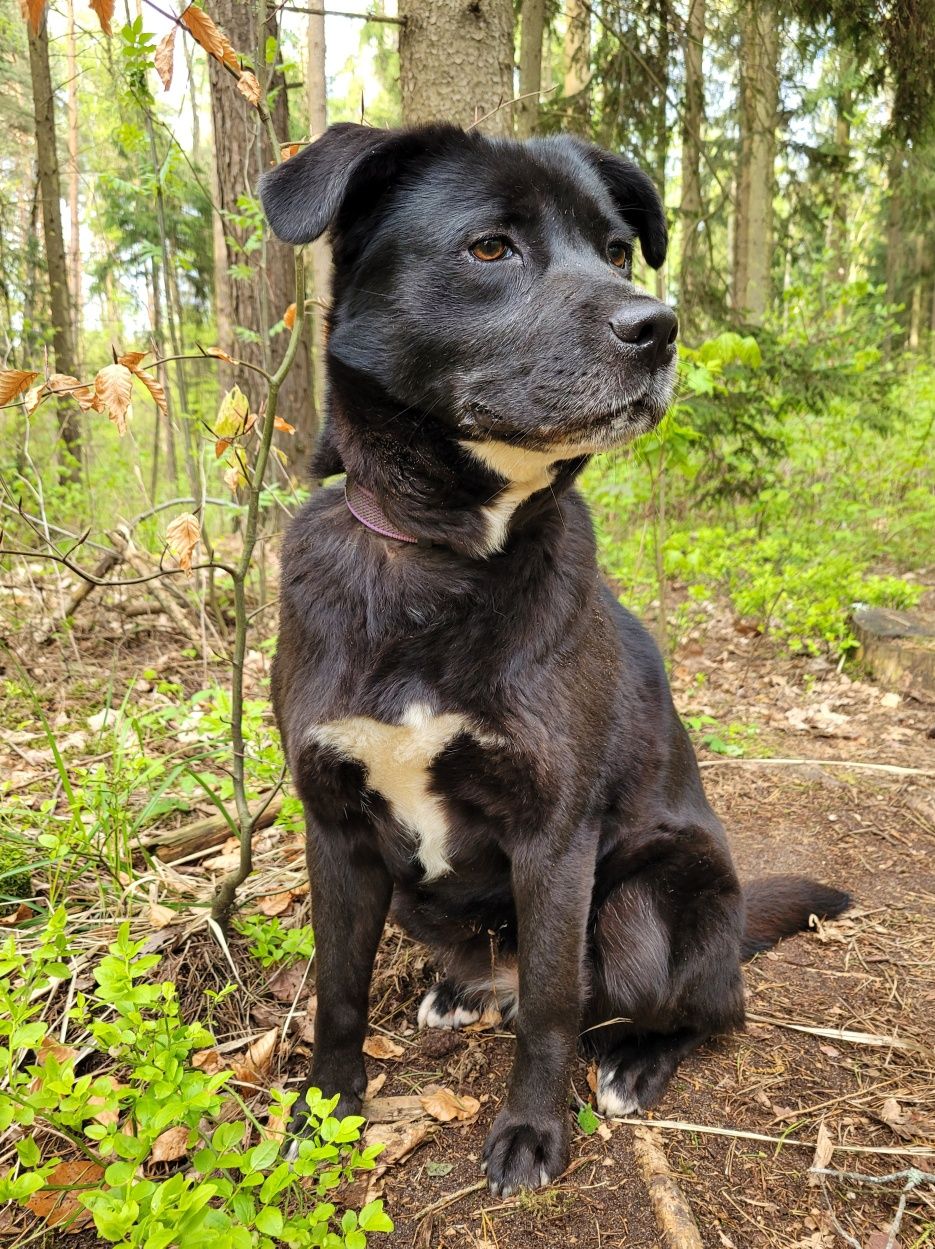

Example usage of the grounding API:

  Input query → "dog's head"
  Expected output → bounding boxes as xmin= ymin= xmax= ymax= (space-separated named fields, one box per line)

xmin=261 ymin=124 xmax=676 ymax=459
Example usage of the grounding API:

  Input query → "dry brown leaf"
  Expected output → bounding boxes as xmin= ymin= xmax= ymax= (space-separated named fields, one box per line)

xmin=154 ymin=27 xmax=175 ymax=90
xmin=205 ymin=345 xmax=236 ymax=363
xmin=23 ymin=385 xmax=47 ymax=415
xmin=149 ymin=901 xmax=176 ymax=929
xmin=232 ymin=1027 xmax=278 ymax=1083
xmin=27 ymin=1159 xmax=102 ymax=1228
xmin=192 ymin=1048 xmax=226 ymax=1075
xmin=223 ymin=463 xmax=247 ymax=493
xmin=808 ymin=1119 xmax=834 ymax=1186
xmin=215 ymin=438 xmax=231 ymax=458
xmin=180 ymin=3 xmax=239 ymax=71
xmin=21 ymin=0 xmax=46 ymax=35
xmin=282 ymin=142 xmax=301 ymax=159
xmin=0 ymin=368 xmax=39 ymax=405
xmin=165 ymin=512 xmax=201 ymax=575
xmin=364 ymin=1093 xmax=427 ymax=1124
xmin=365 ymin=1072 xmax=387 ymax=1099
xmin=88 ymin=1077 xmax=123 ymax=1128
xmin=363 ymin=1035 xmax=405 ymax=1061
xmin=236 ymin=71 xmax=261 ymax=106
xmin=879 ymin=1097 xmax=935 ymax=1142
xmin=132 ymin=368 xmax=168 ymax=416
xmin=94 ymin=363 xmax=133 ymax=434
xmin=0 ymin=902 xmax=33 ymax=927
xmin=419 ymin=1087 xmax=480 ymax=1123
xmin=258 ymin=891 xmax=293 ymax=917
xmin=282 ymin=302 xmax=296 ymax=330
xmin=36 ymin=1036 xmax=79 ymax=1068
xmin=117 ymin=350 xmax=150 ymax=369
xmin=89 ymin=0 xmax=113 ymax=34
xmin=273 ymin=415 xmax=295 ymax=435
xmin=149 ymin=1125 xmax=190 ymax=1164
xmin=262 ymin=1089 xmax=290 ymax=1142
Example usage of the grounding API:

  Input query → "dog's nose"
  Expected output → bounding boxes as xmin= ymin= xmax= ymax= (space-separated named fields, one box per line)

xmin=610 ymin=302 xmax=678 ymax=368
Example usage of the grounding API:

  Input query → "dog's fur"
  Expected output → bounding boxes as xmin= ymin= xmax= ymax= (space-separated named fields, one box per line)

xmin=260 ymin=123 xmax=849 ymax=1196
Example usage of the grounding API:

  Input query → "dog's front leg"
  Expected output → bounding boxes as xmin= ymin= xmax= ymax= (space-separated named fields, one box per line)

xmin=289 ymin=809 xmax=392 ymax=1143
xmin=483 ymin=831 xmax=597 ymax=1196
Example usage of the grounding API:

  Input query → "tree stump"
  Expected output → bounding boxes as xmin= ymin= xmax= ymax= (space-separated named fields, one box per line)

xmin=852 ymin=605 xmax=935 ymax=696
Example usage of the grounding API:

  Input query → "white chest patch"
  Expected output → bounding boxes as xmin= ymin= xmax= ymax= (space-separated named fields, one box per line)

xmin=310 ymin=703 xmax=476 ymax=879
xmin=461 ymin=438 xmax=593 ymax=555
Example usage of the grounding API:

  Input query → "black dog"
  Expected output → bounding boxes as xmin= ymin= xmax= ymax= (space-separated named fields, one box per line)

xmin=259 ymin=123 xmax=849 ymax=1197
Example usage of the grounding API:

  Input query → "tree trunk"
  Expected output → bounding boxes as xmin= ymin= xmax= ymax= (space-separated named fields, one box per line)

xmin=563 ymin=0 xmax=591 ymax=134
xmin=307 ymin=4 xmax=328 ymax=414
xmin=651 ymin=0 xmax=670 ymax=301
xmin=27 ymin=11 xmax=81 ymax=474
xmin=516 ymin=0 xmax=546 ymax=138
xmin=65 ymin=0 xmax=81 ymax=369
xmin=827 ymin=50 xmax=852 ymax=288
xmin=207 ymin=0 xmax=317 ymax=466
xmin=398 ymin=0 xmax=515 ymax=135
xmin=732 ymin=0 xmax=779 ymax=326
xmin=678 ymin=0 xmax=705 ymax=339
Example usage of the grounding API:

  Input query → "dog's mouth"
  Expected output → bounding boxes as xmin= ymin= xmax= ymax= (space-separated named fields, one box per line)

xmin=459 ymin=392 xmax=668 ymax=454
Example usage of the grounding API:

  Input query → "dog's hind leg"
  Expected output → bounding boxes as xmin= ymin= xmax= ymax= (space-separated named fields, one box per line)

xmin=418 ymin=939 xmax=519 ymax=1030
xmin=583 ymin=860 xmax=745 ymax=1118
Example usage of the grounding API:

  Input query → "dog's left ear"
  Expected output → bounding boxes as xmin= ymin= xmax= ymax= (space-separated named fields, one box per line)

xmin=584 ymin=148 xmax=668 ymax=270
xmin=259 ymin=123 xmax=399 ymax=245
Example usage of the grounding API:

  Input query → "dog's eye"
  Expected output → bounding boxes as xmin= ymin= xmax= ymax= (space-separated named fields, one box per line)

xmin=470 ymin=236 xmax=511 ymax=262
xmin=607 ymin=241 xmax=632 ymax=270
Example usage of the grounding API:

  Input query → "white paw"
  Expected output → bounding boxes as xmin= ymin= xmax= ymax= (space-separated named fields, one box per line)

xmin=282 ymin=1136 xmax=300 ymax=1163
xmin=417 ymin=985 xmax=482 ymax=1030
xmin=595 ymin=1066 xmax=641 ymax=1117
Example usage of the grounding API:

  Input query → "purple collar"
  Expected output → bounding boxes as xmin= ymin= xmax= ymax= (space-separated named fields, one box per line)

xmin=345 ymin=479 xmax=419 ymax=544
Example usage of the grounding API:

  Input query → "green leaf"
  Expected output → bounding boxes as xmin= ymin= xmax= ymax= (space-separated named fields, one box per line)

xmin=358 ymin=1200 xmax=393 ymax=1232
xmin=577 ymin=1104 xmax=600 ymax=1136
xmin=255 ymin=1206 xmax=283 ymax=1236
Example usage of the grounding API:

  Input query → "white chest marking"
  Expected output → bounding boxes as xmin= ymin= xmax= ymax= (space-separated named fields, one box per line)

xmin=460 ymin=438 xmax=591 ymax=555
xmin=310 ymin=703 xmax=472 ymax=879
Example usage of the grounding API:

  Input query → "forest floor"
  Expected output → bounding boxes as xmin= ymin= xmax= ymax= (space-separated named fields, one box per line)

xmin=3 ymin=586 xmax=934 ymax=1249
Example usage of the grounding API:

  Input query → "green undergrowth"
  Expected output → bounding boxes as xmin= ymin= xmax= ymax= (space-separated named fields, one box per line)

xmin=585 ymin=314 xmax=934 ymax=658
xmin=0 ymin=917 xmax=392 ymax=1247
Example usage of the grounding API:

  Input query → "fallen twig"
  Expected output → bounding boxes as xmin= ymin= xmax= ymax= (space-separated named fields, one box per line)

xmin=632 ymin=1125 xmax=704 ymax=1249
xmin=604 ymin=1116 xmax=935 ymax=1157
xmin=698 ymin=757 xmax=935 ymax=777
xmin=136 ymin=792 xmax=283 ymax=861
xmin=746 ymin=1012 xmax=919 ymax=1052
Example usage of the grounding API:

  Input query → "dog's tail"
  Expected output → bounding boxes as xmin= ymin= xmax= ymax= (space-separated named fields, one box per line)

xmin=741 ymin=876 xmax=851 ymax=961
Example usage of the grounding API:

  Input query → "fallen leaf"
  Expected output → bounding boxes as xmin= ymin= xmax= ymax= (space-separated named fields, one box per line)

xmin=236 ymin=70 xmax=261 ymax=106
xmin=89 ymin=0 xmax=113 ymax=34
xmin=262 ymin=1089 xmax=290 ymax=1142
xmin=232 ymin=1027 xmax=278 ymax=1083
xmin=363 ymin=1035 xmax=404 ymax=1061
xmin=0 ymin=368 xmax=39 ymax=405
xmin=149 ymin=901 xmax=176 ymax=929
xmin=94 ymin=363 xmax=133 ymax=434
xmin=419 ymin=1087 xmax=480 ymax=1123
xmin=150 ymin=1125 xmax=190 ymax=1164
xmin=880 ymin=691 xmax=901 ymax=709
xmin=808 ymin=1119 xmax=834 ymax=1186
xmin=36 ymin=1036 xmax=78 ymax=1068
xmin=87 ymin=1077 xmax=123 ymax=1128
xmin=165 ymin=512 xmax=201 ymax=575
xmin=258 ymin=891 xmax=293 ymax=917
xmin=268 ymin=961 xmax=308 ymax=1003
xmin=154 ymin=27 xmax=175 ymax=90
xmin=879 ymin=1097 xmax=935 ymax=1141
xmin=27 ymin=1160 xmax=102 ymax=1228
xmin=180 ymin=3 xmax=239 ymax=71
xmin=282 ymin=302 xmax=296 ymax=329
xmin=192 ymin=1048 xmax=226 ymax=1075
xmin=0 ymin=903 xmax=33 ymax=927
xmin=273 ymin=415 xmax=295 ymax=434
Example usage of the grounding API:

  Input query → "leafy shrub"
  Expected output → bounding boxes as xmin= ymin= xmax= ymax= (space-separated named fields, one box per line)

xmin=0 ymin=915 xmax=391 ymax=1247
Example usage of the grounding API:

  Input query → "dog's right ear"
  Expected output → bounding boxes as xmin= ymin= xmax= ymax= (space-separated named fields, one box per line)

xmin=259 ymin=123 xmax=397 ymax=245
